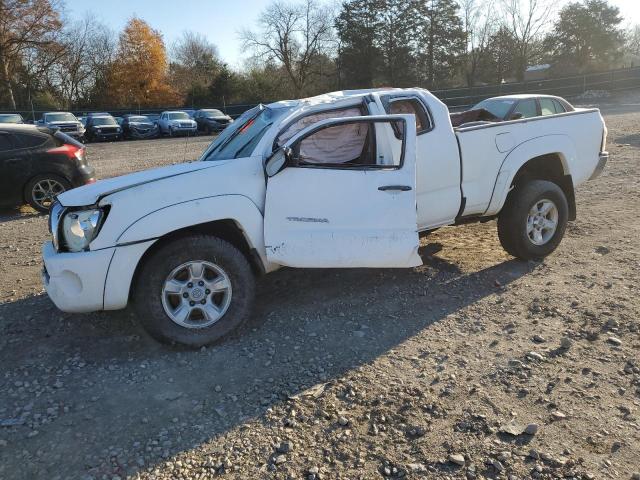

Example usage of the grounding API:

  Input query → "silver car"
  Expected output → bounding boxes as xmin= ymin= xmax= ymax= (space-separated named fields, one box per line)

xmin=157 ymin=111 xmax=197 ymax=137
xmin=37 ymin=112 xmax=85 ymax=140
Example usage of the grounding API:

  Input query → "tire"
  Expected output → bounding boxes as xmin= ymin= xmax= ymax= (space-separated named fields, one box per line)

xmin=133 ymin=235 xmax=256 ymax=348
xmin=24 ymin=174 xmax=71 ymax=213
xmin=497 ymin=180 xmax=568 ymax=260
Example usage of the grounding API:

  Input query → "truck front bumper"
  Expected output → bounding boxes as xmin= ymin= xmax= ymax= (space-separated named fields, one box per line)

xmin=41 ymin=241 xmax=114 ymax=313
xmin=589 ymin=151 xmax=609 ymax=180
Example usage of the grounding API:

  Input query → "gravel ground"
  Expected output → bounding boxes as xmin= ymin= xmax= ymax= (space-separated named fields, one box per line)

xmin=0 ymin=100 xmax=638 ymax=480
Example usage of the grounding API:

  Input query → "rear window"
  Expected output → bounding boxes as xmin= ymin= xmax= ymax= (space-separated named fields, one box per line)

xmin=0 ymin=134 xmax=14 ymax=151
xmin=388 ymin=98 xmax=431 ymax=133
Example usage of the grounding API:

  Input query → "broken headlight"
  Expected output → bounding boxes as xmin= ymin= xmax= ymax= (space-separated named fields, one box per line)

xmin=61 ymin=208 xmax=105 ymax=252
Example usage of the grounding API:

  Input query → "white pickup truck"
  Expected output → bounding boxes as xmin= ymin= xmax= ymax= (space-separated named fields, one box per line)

xmin=42 ymin=88 xmax=608 ymax=346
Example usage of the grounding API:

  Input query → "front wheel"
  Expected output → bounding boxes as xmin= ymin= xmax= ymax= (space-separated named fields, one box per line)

xmin=497 ymin=180 xmax=568 ymax=260
xmin=133 ymin=235 xmax=256 ymax=347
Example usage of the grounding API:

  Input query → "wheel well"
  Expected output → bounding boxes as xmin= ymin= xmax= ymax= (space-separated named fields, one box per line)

xmin=130 ymin=219 xmax=264 ymax=300
xmin=511 ymin=154 xmax=576 ymax=220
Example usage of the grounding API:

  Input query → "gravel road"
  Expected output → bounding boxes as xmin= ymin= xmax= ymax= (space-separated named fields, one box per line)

xmin=0 ymin=101 xmax=638 ymax=480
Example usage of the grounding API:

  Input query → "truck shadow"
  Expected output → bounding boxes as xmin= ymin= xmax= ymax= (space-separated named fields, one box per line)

xmin=0 ymin=244 xmax=530 ymax=479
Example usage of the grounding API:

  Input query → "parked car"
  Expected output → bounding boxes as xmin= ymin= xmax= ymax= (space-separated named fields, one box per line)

xmin=0 ymin=124 xmax=95 ymax=212
xmin=146 ymin=113 xmax=160 ymax=125
xmin=84 ymin=115 xmax=123 ymax=142
xmin=0 ymin=113 xmax=24 ymax=124
xmin=472 ymin=94 xmax=575 ymax=121
xmin=121 ymin=114 xmax=159 ymax=140
xmin=41 ymin=87 xmax=608 ymax=347
xmin=194 ymin=109 xmax=234 ymax=134
xmin=37 ymin=112 xmax=85 ymax=140
xmin=157 ymin=111 xmax=197 ymax=137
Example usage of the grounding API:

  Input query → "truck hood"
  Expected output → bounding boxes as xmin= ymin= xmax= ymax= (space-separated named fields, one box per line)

xmin=57 ymin=161 xmax=223 ymax=207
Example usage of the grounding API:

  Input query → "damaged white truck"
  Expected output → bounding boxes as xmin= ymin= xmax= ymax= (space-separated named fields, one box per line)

xmin=42 ymin=88 xmax=609 ymax=346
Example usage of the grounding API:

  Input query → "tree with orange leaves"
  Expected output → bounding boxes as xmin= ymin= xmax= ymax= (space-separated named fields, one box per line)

xmin=109 ymin=17 xmax=182 ymax=108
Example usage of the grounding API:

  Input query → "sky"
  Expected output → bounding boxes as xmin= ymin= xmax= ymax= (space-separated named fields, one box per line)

xmin=62 ymin=0 xmax=640 ymax=67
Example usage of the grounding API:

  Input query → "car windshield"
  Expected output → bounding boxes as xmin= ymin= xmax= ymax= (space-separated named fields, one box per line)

xmin=203 ymin=109 xmax=224 ymax=117
xmin=128 ymin=116 xmax=150 ymax=122
xmin=474 ymin=99 xmax=516 ymax=119
xmin=169 ymin=112 xmax=190 ymax=120
xmin=92 ymin=117 xmax=117 ymax=126
xmin=45 ymin=112 xmax=77 ymax=122
xmin=202 ymin=105 xmax=285 ymax=161
xmin=0 ymin=114 xmax=22 ymax=123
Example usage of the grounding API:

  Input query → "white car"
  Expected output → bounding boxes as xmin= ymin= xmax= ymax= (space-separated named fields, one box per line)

xmin=157 ymin=111 xmax=197 ymax=137
xmin=42 ymin=88 xmax=608 ymax=347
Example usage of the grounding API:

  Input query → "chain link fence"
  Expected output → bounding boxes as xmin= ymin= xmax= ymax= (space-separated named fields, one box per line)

xmin=4 ymin=66 xmax=640 ymax=121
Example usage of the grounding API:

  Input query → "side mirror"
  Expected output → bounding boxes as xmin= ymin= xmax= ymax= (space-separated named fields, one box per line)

xmin=510 ymin=112 xmax=524 ymax=120
xmin=265 ymin=147 xmax=290 ymax=177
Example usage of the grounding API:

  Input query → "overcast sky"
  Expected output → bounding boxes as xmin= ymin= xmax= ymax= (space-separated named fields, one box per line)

xmin=62 ymin=0 xmax=640 ymax=68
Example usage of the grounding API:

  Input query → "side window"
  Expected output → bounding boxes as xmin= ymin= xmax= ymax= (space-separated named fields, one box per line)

xmin=552 ymin=100 xmax=566 ymax=113
xmin=14 ymin=133 xmax=47 ymax=149
xmin=388 ymin=98 xmax=431 ymax=133
xmin=291 ymin=119 xmax=403 ymax=168
xmin=513 ymin=99 xmax=538 ymax=119
xmin=539 ymin=98 xmax=556 ymax=116
xmin=276 ymin=106 xmax=365 ymax=148
xmin=0 ymin=133 xmax=14 ymax=152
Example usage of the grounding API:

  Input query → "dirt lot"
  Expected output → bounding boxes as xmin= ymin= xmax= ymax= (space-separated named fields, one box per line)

xmin=0 ymin=101 xmax=638 ymax=480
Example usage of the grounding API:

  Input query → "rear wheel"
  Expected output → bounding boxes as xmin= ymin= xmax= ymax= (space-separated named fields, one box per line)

xmin=497 ymin=180 xmax=568 ymax=260
xmin=133 ymin=235 xmax=255 ymax=348
xmin=24 ymin=174 xmax=70 ymax=213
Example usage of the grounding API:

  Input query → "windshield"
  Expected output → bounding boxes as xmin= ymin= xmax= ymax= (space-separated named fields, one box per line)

xmin=473 ymin=99 xmax=515 ymax=119
xmin=203 ymin=109 xmax=224 ymax=117
xmin=45 ymin=112 xmax=77 ymax=123
xmin=202 ymin=105 xmax=285 ymax=161
xmin=128 ymin=116 xmax=150 ymax=123
xmin=0 ymin=114 xmax=22 ymax=123
xmin=92 ymin=116 xmax=117 ymax=126
xmin=169 ymin=112 xmax=190 ymax=120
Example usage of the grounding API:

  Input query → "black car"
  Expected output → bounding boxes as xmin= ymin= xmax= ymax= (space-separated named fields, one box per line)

xmin=84 ymin=114 xmax=123 ymax=142
xmin=194 ymin=109 xmax=234 ymax=134
xmin=121 ymin=114 xmax=159 ymax=140
xmin=0 ymin=113 xmax=24 ymax=124
xmin=0 ymin=124 xmax=95 ymax=212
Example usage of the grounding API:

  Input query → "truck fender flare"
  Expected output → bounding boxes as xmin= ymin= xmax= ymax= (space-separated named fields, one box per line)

xmin=102 ymin=195 xmax=269 ymax=311
xmin=484 ymin=134 xmax=577 ymax=217
xmin=117 ymin=194 xmax=268 ymax=266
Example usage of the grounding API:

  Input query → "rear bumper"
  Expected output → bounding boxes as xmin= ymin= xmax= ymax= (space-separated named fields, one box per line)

xmin=70 ymin=165 xmax=96 ymax=188
xmin=42 ymin=241 xmax=113 ymax=313
xmin=589 ymin=151 xmax=609 ymax=180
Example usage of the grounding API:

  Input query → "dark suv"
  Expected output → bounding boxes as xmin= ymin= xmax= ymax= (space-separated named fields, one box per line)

xmin=0 ymin=124 xmax=95 ymax=212
xmin=84 ymin=114 xmax=123 ymax=142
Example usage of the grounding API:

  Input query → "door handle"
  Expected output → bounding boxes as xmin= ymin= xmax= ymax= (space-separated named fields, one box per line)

xmin=378 ymin=185 xmax=412 ymax=191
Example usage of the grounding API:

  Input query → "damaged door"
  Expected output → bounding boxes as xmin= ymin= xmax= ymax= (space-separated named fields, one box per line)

xmin=264 ymin=114 xmax=422 ymax=268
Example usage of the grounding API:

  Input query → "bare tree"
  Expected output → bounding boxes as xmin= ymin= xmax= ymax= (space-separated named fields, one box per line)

xmin=0 ymin=0 xmax=63 ymax=109
xmin=460 ymin=0 xmax=497 ymax=86
xmin=501 ymin=0 xmax=553 ymax=80
xmin=170 ymin=31 xmax=221 ymax=93
xmin=240 ymin=0 xmax=335 ymax=96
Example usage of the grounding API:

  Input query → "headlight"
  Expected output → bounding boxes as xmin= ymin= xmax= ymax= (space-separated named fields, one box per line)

xmin=61 ymin=208 xmax=105 ymax=252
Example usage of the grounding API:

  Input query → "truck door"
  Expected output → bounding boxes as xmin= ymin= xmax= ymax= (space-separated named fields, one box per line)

xmin=378 ymin=94 xmax=462 ymax=229
xmin=264 ymin=114 xmax=422 ymax=268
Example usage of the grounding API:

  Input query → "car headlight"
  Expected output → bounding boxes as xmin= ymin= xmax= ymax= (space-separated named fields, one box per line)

xmin=61 ymin=208 xmax=105 ymax=252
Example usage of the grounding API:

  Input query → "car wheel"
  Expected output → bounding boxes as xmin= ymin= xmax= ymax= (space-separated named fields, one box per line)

xmin=133 ymin=235 xmax=256 ymax=348
xmin=497 ymin=180 xmax=568 ymax=260
xmin=25 ymin=174 xmax=71 ymax=213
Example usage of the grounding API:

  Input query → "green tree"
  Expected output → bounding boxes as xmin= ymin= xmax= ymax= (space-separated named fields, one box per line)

xmin=478 ymin=25 xmax=518 ymax=83
xmin=419 ymin=0 xmax=466 ymax=88
xmin=335 ymin=0 xmax=382 ymax=88
xmin=544 ymin=0 xmax=624 ymax=74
